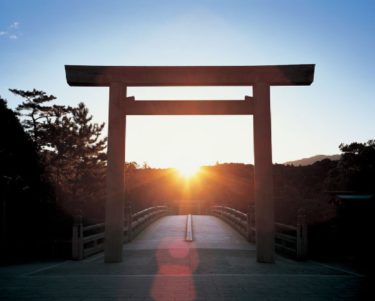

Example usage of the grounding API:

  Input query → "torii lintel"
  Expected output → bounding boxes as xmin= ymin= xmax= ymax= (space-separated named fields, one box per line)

xmin=65 ymin=65 xmax=315 ymax=87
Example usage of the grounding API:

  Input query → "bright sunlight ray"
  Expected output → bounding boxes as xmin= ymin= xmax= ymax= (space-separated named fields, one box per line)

xmin=175 ymin=163 xmax=201 ymax=178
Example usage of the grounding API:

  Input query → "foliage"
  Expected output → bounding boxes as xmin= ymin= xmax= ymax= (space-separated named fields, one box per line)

xmin=43 ymin=102 xmax=107 ymax=219
xmin=0 ymin=97 xmax=57 ymax=261
xmin=0 ymin=88 xmax=110 ymax=261
xmin=12 ymin=89 xmax=107 ymax=221
xmin=10 ymin=89 xmax=60 ymax=151
xmin=326 ymin=140 xmax=375 ymax=193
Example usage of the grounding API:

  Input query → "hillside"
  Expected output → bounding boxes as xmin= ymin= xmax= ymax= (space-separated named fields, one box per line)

xmin=284 ymin=154 xmax=341 ymax=166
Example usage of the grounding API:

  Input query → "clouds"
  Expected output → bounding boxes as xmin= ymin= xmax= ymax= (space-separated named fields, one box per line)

xmin=0 ymin=21 xmax=21 ymax=40
xmin=10 ymin=21 xmax=19 ymax=29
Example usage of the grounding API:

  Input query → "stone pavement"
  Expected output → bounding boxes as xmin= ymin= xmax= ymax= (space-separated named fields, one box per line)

xmin=0 ymin=215 xmax=371 ymax=300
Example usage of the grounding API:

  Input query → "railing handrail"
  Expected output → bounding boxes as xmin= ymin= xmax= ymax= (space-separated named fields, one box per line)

xmin=132 ymin=205 xmax=166 ymax=219
xmin=211 ymin=205 xmax=307 ymax=260
xmin=72 ymin=205 xmax=169 ymax=260
xmin=212 ymin=205 xmax=247 ymax=220
xmin=275 ymin=222 xmax=297 ymax=232
xmin=83 ymin=223 xmax=105 ymax=232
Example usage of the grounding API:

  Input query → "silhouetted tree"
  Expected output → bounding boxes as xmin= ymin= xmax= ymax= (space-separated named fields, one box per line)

xmin=326 ymin=140 xmax=375 ymax=193
xmin=0 ymin=96 xmax=56 ymax=261
xmin=10 ymin=89 xmax=62 ymax=151
xmin=40 ymin=103 xmax=107 ymax=219
xmin=13 ymin=89 xmax=107 ymax=221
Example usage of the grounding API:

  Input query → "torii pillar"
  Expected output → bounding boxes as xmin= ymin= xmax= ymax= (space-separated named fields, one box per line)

xmin=253 ymin=82 xmax=274 ymax=262
xmin=65 ymin=64 xmax=315 ymax=263
xmin=105 ymin=82 xmax=127 ymax=262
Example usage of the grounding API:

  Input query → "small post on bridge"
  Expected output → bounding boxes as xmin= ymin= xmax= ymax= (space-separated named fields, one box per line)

xmin=297 ymin=208 xmax=308 ymax=260
xmin=253 ymin=82 xmax=275 ymax=263
xmin=72 ymin=214 xmax=83 ymax=260
xmin=247 ymin=205 xmax=255 ymax=242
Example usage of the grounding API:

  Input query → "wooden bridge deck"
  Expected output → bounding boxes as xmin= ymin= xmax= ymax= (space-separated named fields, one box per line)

xmin=124 ymin=215 xmax=254 ymax=251
xmin=0 ymin=215 xmax=370 ymax=300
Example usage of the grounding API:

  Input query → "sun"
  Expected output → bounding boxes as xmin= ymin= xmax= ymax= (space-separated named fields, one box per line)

xmin=175 ymin=163 xmax=201 ymax=178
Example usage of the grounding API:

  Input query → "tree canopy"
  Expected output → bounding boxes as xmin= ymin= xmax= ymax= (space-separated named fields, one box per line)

xmin=326 ymin=140 xmax=375 ymax=193
xmin=12 ymin=89 xmax=107 ymax=219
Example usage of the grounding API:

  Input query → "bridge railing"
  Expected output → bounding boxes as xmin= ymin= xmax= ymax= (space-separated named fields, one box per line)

xmin=275 ymin=209 xmax=307 ymax=260
xmin=126 ymin=205 xmax=170 ymax=241
xmin=211 ymin=205 xmax=307 ymax=260
xmin=72 ymin=205 xmax=169 ymax=260
xmin=211 ymin=205 xmax=255 ymax=239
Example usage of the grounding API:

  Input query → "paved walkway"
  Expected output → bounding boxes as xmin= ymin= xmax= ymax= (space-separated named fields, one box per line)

xmin=0 ymin=215 xmax=371 ymax=300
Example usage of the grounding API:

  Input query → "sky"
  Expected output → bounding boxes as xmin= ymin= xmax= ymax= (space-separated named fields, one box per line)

xmin=1 ymin=0 xmax=374 ymax=168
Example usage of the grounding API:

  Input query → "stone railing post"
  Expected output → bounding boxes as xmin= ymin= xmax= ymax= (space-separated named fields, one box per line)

xmin=72 ymin=214 xmax=83 ymax=260
xmin=247 ymin=205 xmax=255 ymax=242
xmin=297 ymin=208 xmax=308 ymax=260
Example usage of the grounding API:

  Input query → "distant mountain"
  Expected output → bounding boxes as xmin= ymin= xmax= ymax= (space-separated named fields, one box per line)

xmin=284 ymin=154 xmax=341 ymax=166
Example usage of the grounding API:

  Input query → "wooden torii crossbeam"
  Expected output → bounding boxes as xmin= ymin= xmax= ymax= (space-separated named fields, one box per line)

xmin=65 ymin=64 xmax=315 ymax=263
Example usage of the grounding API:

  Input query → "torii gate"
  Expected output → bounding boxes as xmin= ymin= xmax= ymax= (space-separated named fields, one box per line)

xmin=65 ymin=65 xmax=315 ymax=263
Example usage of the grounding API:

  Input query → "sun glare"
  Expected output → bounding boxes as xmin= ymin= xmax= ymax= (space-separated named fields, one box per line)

xmin=176 ymin=164 xmax=201 ymax=178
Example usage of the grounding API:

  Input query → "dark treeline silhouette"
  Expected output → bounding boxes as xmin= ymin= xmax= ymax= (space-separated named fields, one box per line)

xmin=11 ymin=89 xmax=107 ymax=221
xmin=1 ymin=96 xmax=57 ymax=261
xmin=126 ymin=160 xmax=337 ymax=224
xmin=1 ymin=90 xmax=107 ymax=262
xmin=125 ymin=163 xmax=254 ymax=215
xmin=1 ymin=89 xmax=374 ymax=265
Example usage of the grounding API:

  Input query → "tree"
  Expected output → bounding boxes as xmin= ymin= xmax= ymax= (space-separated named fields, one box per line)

xmin=326 ymin=140 xmax=375 ymax=193
xmin=59 ymin=103 xmax=107 ymax=218
xmin=13 ymin=89 xmax=107 ymax=221
xmin=0 ymin=96 xmax=55 ymax=260
xmin=10 ymin=89 xmax=60 ymax=151
xmin=41 ymin=102 xmax=107 ymax=219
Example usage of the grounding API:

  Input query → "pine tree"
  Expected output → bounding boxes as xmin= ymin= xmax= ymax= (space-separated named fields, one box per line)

xmin=59 ymin=103 xmax=107 ymax=217
xmin=12 ymin=89 xmax=107 ymax=220
xmin=11 ymin=89 xmax=59 ymax=151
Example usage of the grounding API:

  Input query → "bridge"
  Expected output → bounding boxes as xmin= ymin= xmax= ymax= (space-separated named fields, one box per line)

xmin=0 ymin=208 xmax=369 ymax=300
